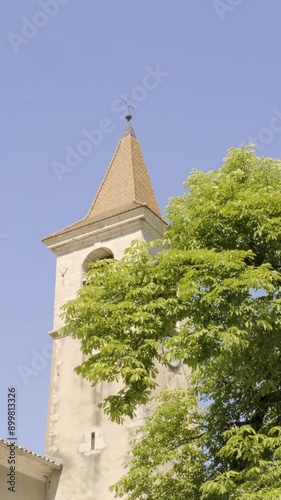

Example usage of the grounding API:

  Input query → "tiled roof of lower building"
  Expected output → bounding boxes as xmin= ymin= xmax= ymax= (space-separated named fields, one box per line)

xmin=0 ymin=438 xmax=61 ymax=467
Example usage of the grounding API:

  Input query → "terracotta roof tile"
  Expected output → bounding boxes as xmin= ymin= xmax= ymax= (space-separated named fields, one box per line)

xmin=0 ymin=438 xmax=61 ymax=467
xmin=87 ymin=131 xmax=161 ymax=219
xmin=43 ymin=127 xmax=163 ymax=241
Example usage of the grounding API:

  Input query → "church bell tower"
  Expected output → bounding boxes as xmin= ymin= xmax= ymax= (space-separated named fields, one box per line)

xmin=43 ymin=121 xmax=169 ymax=499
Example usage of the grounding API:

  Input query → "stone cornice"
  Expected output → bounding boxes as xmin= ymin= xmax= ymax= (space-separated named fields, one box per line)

xmin=44 ymin=208 xmax=165 ymax=256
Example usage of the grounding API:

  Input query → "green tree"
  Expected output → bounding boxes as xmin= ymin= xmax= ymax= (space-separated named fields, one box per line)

xmin=112 ymin=389 xmax=206 ymax=500
xmin=62 ymin=146 xmax=281 ymax=498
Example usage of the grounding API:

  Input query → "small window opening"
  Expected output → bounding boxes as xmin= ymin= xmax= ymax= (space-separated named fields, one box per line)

xmin=91 ymin=432 xmax=96 ymax=450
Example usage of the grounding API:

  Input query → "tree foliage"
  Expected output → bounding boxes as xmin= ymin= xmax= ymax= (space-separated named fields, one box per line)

xmin=111 ymin=390 xmax=206 ymax=500
xmin=62 ymin=146 xmax=281 ymax=497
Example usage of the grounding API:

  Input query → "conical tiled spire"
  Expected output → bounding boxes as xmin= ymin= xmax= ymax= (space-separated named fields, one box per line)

xmin=86 ymin=126 xmax=161 ymax=220
xmin=43 ymin=125 xmax=162 ymax=241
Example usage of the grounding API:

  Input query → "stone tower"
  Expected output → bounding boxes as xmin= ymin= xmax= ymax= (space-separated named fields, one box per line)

xmin=43 ymin=124 xmax=186 ymax=500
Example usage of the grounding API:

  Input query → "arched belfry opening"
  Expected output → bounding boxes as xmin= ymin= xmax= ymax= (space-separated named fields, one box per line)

xmin=82 ymin=247 xmax=114 ymax=285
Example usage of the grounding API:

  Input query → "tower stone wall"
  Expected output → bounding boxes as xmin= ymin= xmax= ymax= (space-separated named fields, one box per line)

xmin=43 ymin=128 xmax=189 ymax=499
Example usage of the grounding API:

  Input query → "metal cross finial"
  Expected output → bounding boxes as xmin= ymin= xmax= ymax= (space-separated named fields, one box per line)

xmin=122 ymin=96 xmax=134 ymax=122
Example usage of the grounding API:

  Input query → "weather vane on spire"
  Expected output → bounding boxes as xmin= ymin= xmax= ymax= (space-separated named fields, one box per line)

xmin=122 ymin=96 xmax=134 ymax=122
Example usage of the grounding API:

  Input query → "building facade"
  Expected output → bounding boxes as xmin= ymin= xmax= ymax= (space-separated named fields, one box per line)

xmin=1 ymin=123 xmax=188 ymax=500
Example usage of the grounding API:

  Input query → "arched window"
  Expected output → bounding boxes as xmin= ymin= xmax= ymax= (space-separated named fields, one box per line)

xmin=82 ymin=247 xmax=114 ymax=286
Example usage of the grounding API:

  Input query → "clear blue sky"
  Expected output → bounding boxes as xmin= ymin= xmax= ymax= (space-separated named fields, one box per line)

xmin=1 ymin=0 xmax=281 ymax=455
